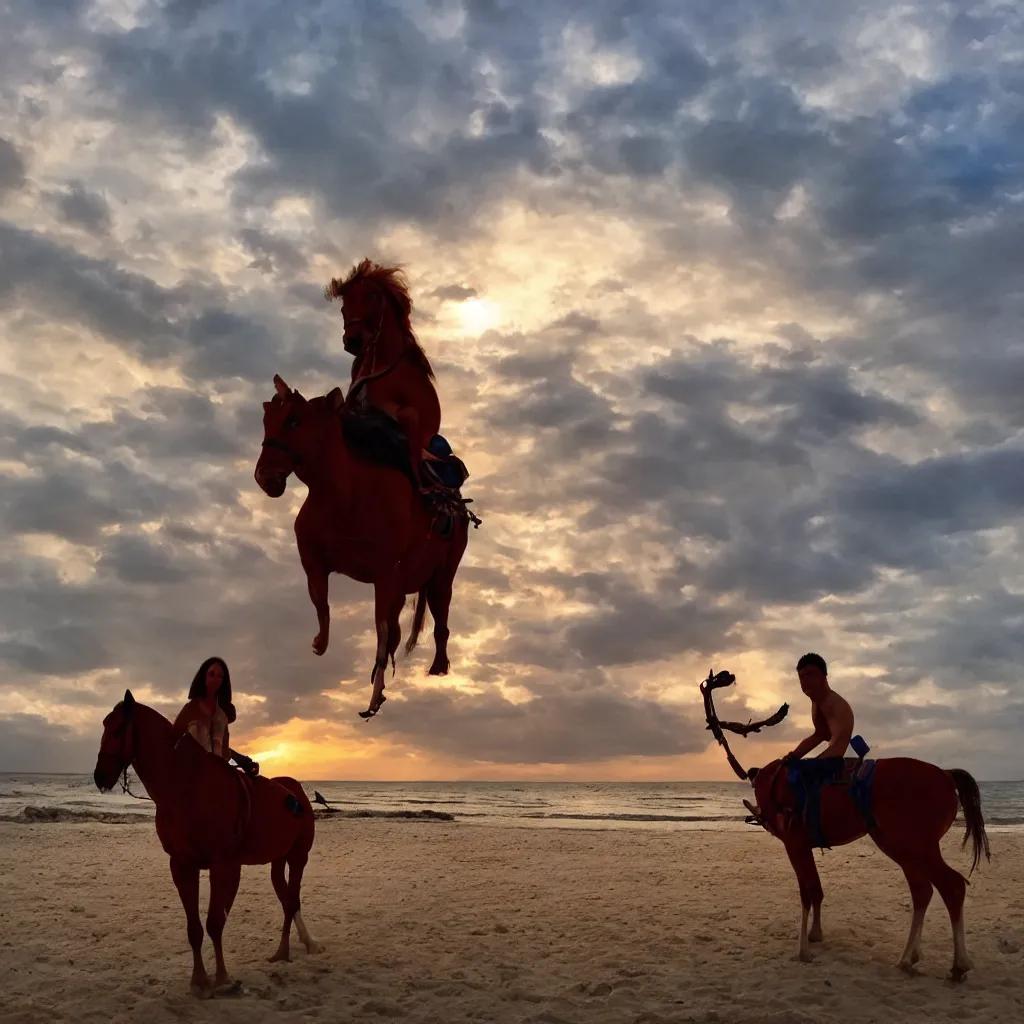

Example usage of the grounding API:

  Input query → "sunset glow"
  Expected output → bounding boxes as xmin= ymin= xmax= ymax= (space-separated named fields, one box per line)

xmin=1 ymin=0 xmax=1022 ymax=782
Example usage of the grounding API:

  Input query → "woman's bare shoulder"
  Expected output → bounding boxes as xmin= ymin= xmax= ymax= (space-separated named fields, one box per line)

xmin=173 ymin=698 xmax=207 ymax=727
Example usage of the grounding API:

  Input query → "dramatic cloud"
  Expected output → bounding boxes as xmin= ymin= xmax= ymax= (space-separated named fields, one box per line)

xmin=1 ymin=0 xmax=1022 ymax=780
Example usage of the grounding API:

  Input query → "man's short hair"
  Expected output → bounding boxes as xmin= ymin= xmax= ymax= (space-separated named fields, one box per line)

xmin=796 ymin=652 xmax=828 ymax=675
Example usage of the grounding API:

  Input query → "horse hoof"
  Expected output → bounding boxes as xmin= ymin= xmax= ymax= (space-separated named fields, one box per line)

xmin=305 ymin=940 xmax=325 ymax=954
xmin=949 ymin=966 xmax=969 ymax=984
xmin=359 ymin=694 xmax=386 ymax=719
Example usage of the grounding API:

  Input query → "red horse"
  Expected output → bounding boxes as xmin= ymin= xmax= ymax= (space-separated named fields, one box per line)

xmin=93 ymin=691 xmax=321 ymax=996
xmin=254 ymin=375 xmax=469 ymax=718
xmin=324 ymin=259 xmax=441 ymax=490
xmin=701 ymin=670 xmax=990 ymax=982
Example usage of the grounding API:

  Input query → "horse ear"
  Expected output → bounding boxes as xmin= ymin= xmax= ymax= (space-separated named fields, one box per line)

xmin=274 ymin=374 xmax=291 ymax=396
xmin=123 ymin=689 xmax=135 ymax=709
xmin=327 ymin=386 xmax=344 ymax=411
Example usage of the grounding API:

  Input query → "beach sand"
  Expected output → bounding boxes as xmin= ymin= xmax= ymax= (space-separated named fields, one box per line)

xmin=1 ymin=818 xmax=1022 ymax=1024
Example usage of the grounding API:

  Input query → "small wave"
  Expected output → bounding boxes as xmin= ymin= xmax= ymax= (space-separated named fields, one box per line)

xmin=404 ymin=798 xmax=468 ymax=805
xmin=0 ymin=805 xmax=151 ymax=825
xmin=521 ymin=812 xmax=737 ymax=823
xmin=315 ymin=808 xmax=455 ymax=822
xmin=987 ymin=816 xmax=1024 ymax=826
xmin=637 ymin=795 xmax=705 ymax=803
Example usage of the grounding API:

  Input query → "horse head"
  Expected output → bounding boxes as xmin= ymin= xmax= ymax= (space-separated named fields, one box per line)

xmin=324 ymin=259 xmax=434 ymax=381
xmin=748 ymin=757 xmax=800 ymax=838
xmin=94 ymin=689 xmax=138 ymax=791
xmin=254 ymin=374 xmax=344 ymax=497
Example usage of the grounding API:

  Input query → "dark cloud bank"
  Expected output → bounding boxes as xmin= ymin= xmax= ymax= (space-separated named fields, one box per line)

xmin=1 ymin=0 xmax=1023 ymax=777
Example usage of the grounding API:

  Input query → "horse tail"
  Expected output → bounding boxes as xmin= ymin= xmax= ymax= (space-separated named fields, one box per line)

xmin=404 ymin=587 xmax=429 ymax=655
xmin=949 ymin=768 xmax=991 ymax=875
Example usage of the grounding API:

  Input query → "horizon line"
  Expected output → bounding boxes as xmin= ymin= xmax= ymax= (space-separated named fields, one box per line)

xmin=2 ymin=771 xmax=1023 ymax=785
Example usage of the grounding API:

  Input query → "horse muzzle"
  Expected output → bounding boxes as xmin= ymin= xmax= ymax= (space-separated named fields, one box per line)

xmin=93 ymin=756 xmax=122 ymax=792
xmin=255 ymin=466 xmax=287 ymax=497
xmin=342 ymin=327 xmax=365 ymax=356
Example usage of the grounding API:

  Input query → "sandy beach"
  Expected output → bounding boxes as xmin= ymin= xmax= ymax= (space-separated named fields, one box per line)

xmin=1 ymin=818 xmax=1021 ymax=1024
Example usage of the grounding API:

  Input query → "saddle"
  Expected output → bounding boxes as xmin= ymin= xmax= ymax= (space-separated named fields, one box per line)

xmin=786 ymin=754 xmax=877 ymax=850
xmin=339 ymin=406 xmax=481 ymax=539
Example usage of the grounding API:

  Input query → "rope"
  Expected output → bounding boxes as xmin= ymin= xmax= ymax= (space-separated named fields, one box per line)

xmin=120 ymin=766 xmax=153 ymax=802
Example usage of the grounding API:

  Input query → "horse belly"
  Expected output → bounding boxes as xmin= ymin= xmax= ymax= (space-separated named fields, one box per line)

xmin=236 ymin=781 xmax=307 ymax=863
xmin=868 ymin=758 xmax=959 ymax=837
xmin=297 ymin=498 xmax=413 ymax=582
xmin=818 ymin=789 xmax=870 ymax=846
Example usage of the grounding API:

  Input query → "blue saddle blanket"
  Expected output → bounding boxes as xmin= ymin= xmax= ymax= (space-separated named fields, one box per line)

xmin=787 ymin=755 xmax=877 ymax=849
xmin=425 ymin=434 xmax=469 ymax=489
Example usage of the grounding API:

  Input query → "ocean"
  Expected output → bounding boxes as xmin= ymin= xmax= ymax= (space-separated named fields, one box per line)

xmin=2 ymin=774 xmax=1023 ymax=832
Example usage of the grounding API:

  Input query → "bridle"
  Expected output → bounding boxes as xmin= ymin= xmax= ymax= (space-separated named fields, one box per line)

xmin=261 ymin=435 xmax=303 ymax=466
xmin=103 ymin=697 xmax=149 ymax=801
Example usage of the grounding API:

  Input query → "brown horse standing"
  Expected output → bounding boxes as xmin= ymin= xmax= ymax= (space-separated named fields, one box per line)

xmin=324 ymin=259 xmax=441 ymax=489
xmin=701 ymin=669 xmax=990 ymax=982
xmin=253 ymin=376 xmax=469 ymax=718
xmin=93 ymin=691 xmax=321 ymax=996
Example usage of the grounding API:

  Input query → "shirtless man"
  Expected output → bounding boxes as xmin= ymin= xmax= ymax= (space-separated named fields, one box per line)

xmin=785 ymin=652 xmax=855 ymax=760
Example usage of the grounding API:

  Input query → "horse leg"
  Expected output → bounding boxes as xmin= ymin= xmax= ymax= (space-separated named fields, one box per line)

xmin=207 ymin=861 xmax=241 ymax=988
xmin=287 ymin=848 xmax=322 ymax=954
xmin=269 ymin=858 xmax=292 ymax=962
xmin=871 ymin=828 xmax=969 ymax=978
xmin=169 ymin=857 xmax=210 ymax=997
xmin=301 ymin=551 xmax=331 ymax=657
xmin=929 ymin=853 xmax=972 ymax=982
xmin=783 ymin=839 xmax=824 ymax=962
xmin=361 ymin=575 xmax=401 ymax=717
xmin=425 ymin=533 xmax=465 ymax=675
xmin=870 ymin=831 xmax=934 ymax=972
xmin=387 ymin=594 xmax=406 ymax=663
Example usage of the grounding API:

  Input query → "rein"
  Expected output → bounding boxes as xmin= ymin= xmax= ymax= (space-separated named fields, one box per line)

xmin=115 ymin=705 xmax=152 ymax=802
xmin=120 ymin=767 xmax=152 ymax=802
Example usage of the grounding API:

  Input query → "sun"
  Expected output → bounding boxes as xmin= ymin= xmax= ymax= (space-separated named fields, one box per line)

xmin=457 ymin=297 xmax=500 ymax=335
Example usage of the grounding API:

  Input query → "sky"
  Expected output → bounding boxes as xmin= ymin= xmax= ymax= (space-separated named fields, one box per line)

xmin=1 ymin=0 xmax=1023 ymax=781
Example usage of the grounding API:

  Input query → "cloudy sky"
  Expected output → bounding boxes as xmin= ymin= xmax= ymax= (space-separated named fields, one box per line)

xmin=1 ymin=0 xmax=1023 ymax=781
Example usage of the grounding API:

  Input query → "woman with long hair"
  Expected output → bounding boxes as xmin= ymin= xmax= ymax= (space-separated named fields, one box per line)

xmin=174 ymin=657 xmax=258 ymax=775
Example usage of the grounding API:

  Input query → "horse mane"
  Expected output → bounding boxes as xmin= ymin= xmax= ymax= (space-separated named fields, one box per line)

xmin=324 ymin=259 xmax=435 ymax=380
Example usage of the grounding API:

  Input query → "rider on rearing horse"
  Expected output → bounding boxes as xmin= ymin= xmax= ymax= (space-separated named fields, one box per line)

xmin=324 ymin=259 xmax=441 ymax=492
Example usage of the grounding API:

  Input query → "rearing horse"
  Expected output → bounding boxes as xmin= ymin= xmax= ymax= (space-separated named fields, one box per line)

xmin=254 ymin=376 xmax=468 ymax=718
xmin=324 ymin=259 xmax=441 ymax=489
